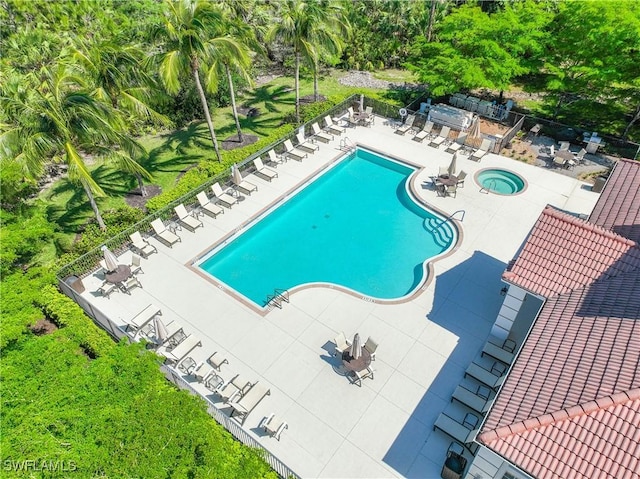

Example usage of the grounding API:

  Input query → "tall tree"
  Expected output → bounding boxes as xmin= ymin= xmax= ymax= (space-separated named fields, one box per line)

xmin=0 ymin=65 xmax=149 ymax=230
xmin=151 ymin=0 xmax=246 ymax=162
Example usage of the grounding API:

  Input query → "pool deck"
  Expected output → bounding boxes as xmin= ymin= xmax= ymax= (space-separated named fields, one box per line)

xmin=79 ymin=117 xmax=600 ymax=478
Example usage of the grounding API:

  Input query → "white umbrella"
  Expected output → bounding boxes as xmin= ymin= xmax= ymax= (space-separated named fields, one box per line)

xmin=359 ymin=94 xmax=365 ymax=112
xmin=448 ymin=152 xmax=458 ymax=177
xmin=231 ymin=163 xmax=243 ymax=185
xmin=469 ymin=115 xmax=481 ymax=147
xmin=101 ymin=245 xmax=118 ymax=272
xmin=350 ymin=333 xmax=362 ymax=360
xmin=153 ymin=315 xmax=169 ymax=344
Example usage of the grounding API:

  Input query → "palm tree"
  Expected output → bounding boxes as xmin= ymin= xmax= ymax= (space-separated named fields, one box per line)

xmin=151 ymin=0 xmax=248 ymax=162
xmin=0 ymin=65 xmax=150 ymax=230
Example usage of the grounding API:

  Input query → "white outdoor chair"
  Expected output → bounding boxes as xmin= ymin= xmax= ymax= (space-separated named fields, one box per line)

xmin=352 ymin=366 xmax=374 ymax=387
xmin=363 ymin=337 xmax=378 ymax=361
xmin=129 ymin=231 xmax=157 ymax=258
xmin=174 ymin=204 xmax=203 ymax=232
xmin=260 ymin=413 xmax=289 ymax=440
xmin=130 ymin=253 xmax=143 ymax=275
xmin=196 ymin=191 xmax=224 ymax=218
xmin=334 ymin=331 xmax=352 ymax=356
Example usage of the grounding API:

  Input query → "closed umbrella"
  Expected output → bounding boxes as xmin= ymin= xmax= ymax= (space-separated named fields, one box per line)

xmin=469 ymin=115 xmax=481 ymax=147
xmin=447 ymin=152 xmax=458 ymax=177
xmin=231 ymin=163 xmax=243 ymax=186
xmin=101 ymin=245 xmax=118 ymax=272
xmin=153 ymin=315 xmax=169 ymax=344
xmin=359 ymin=94 xmax=365 ymax=112
xmin=350 ymin=333 xmax=362 ymax=360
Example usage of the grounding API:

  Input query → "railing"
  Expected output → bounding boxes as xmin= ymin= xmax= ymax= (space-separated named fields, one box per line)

xmin=265 ymin=288 xmax=290 ymax=309
xmin=339 ymin=136 xmax=355 ymax=151
xmin=480 ymin=180 xmax=497 ymax=194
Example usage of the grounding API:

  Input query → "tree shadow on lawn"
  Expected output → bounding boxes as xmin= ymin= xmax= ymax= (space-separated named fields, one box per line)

xmin=158 ymin=122 xmax=212 ymax=156
xmin=242 ymin=84 xmax=295 ymax=113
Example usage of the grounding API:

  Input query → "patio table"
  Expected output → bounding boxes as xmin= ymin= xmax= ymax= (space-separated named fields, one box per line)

xmin=105 ymin=264 xmax=132 ymax=284
xmin=437 ymin=174 xmax=458 ymax=187
xmin=342 ymin=348 xmax=372 ymax=373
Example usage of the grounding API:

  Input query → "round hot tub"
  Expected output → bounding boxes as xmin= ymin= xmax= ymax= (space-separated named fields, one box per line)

xmin=476 ymin=168 xmax=526 ymax=195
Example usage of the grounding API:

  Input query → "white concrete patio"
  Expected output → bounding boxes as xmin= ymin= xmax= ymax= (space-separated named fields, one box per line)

xmin=78 ymin=117 xmax=600 ymax=478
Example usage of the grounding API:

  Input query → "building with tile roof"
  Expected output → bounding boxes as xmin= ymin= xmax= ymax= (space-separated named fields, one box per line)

xmin=464 ymin=158 xmax=640 ymax=479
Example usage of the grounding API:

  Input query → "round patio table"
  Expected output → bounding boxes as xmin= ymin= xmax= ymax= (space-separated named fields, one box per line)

xmin=105 ymin=264 xmax=132 ymax=284
xmin=437 ymin=174 xmax=458 ymax=186
xmin=342 ymin=348 xmax=372 ymax=373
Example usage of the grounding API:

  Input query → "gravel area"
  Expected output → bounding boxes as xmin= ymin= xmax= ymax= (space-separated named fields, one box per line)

xmin=338 ymin=70 xmax=396 ymax=89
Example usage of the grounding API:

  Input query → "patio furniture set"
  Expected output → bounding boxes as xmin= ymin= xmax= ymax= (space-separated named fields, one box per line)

xmin=333 ymin=332 xmax=378 ymax=387
xmin=550 ymin=141 xmax=588 ymax=169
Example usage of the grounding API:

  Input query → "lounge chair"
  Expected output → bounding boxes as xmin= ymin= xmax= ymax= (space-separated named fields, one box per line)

xmin=130 ymin=253 xmax=143 ymax=275
xmin=283 ymin=139 xmax=308 ymax=162
xmin=470 ymin=138 xmax=491 ymax=161
xmin=456 ymin=171 xmax=467 ymax=188
xmin=412 ymin=121 xmax=434 ymax=142
xmin=295 ymin=131 xmax=319 ymax=153
xmin=334 ymin=331 xmax=352 ymax=356
xmin=215 ymin=374 xmax=252 ymax=402
xmin=395 ymin=114 xmax=416 ymax=135
xmin=433 ymin=412 xmax=480 ymax=450
xmin=229 ymin=382 xmax=271 ymax=424
xmin=207 ymin=351 xmax=229 ymax=371
xmin=98 ymin=281 xmax=118 ymax=298
xmin=194 ymin=362 xmax=216 ymax=383
xmin=352 ymin=366 xmax=374 ymax=387
xmin=464 ymin=361 xmax=506 ymax=390
xmin=163 ymin=335 xmax=202 ymax=364
xmin=452 ymin=384 xmax=492 ymax=414
xmin=253 ymin=158 xmax=278 ymax=182
xmin=151 ymin=218 xmax=181 ymax=247
xmin=211 ymin=182 xmax=239 ymax=208
xmin=231 ymin=170 xmax=258 ymax=195
xmin=446 ymin=131 xmax=468 ymax=153
xmin=141 ymin=319 xmax=183 ymax=346
xmin=128 ymin=304 xmax=162 ymax=331
xmin=363 ymin=337 xmax=378 ymax=361
xmin=123 ymin=276 xmax=142 ymax=294
xmin=311 ymin=122 xmax=333 ymax=143
xmin=177 ymin=356 xmax=197 ymax=375
xmin=267 ymin=149 xmax=283 ymax=165
xmin=196 ymin=191 xmax=224 ymax=218
xmin=129 ymin=231 xmax=157 ymax=258
xmin=260 ymin=413 xmax=288 ymax=440
xmin=174 ymin=204 xmax=203 ymax=232
xmin=481 ymin=339 xmax=516 ymax=365
xmin=323 ymin=115 xmax=345 ymax=136
xmin=430 ymin=126 xmax=451 ymax=148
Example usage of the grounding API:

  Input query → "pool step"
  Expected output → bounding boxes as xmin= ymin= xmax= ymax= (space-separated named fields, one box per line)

xmin=425 ymin=217 xmax=454 ymax=249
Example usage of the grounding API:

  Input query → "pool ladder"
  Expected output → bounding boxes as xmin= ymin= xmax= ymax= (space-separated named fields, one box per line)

xmin=479 ymin=179 xmax=497 ymax=194
xmin=339 ymin=137 xmax=355 ymax=152
xmin=266 ymin=288 xmax=290 ymax=309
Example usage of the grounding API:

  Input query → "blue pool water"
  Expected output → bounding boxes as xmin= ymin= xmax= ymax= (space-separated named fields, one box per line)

xmin=198 ymin=148 xmax=456 ymax=306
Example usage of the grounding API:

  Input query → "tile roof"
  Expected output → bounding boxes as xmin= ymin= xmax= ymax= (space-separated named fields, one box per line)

xmin=501 ymin=206 xmax=640 ymax=298
xmin=589 ymin=158 xmax=640 ymax=243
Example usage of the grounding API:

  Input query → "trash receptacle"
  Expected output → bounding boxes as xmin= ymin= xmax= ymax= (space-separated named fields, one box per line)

xmin=64 ymin=275 xmax=85 ymax=294
xmin=592 ymin=175 xmax=607 ymax=193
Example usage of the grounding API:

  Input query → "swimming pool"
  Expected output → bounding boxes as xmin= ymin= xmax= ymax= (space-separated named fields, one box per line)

xmin=197 ymin=148 xmax=457 ymax=307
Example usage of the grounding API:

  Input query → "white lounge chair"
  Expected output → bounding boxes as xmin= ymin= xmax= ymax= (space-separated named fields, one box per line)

xmin=97 ymin=281 xmax=118 ymax=298
xmin=446 ymin=131 xmax=468 ymax=153
xmin=123 ymin=276 xmax=142 ymax=294
xmin=430 ymin=126 xmax=451 ymax=148
xmin=267 ymin=148 xmax=283 ymax=164
xmin=260 ymin=413 xmax=288 ymax=440
xmin=413 ymin=121 xmax=434 ymax=142
xmin=323 ymin=115 xmax=345 ymax=136
xmin=464 ymin=361 xmax=506 ymax=390
xmin=194 ymin=362 xmax=216 ymax=383
xmin=283 ymin=139 xmax=308 ymax=162
xmin=352 ymin=366 xmax=374 ymax=387
xmin=163 ymin=335 xmax=202 ymax=364
xmin=196 ymin=191 xmax=224 ymax=218
xmin=295 ymin=131 xmax=319 ymax=153
xmin=334 ymin=332 xmax=352 ymax=356
xmin=214 ymin=374 xmax=252 ymax=402
xmin=395 ymin=114 xmax=416 ymax=135
xmin=231 ymin=170 xmax=257 ymax=195
xmin=128 ymin=304 xmax=162 ymax=331
xmin=129 ymin=231 xmax=157 ymax=258
xmin=130 ymin=253 xmax=143 ymax=275
xmin=470 ymin=138 xmax=491 ymax=161
xmin=311 ymin=122 xmax=333 ymax=143
xmin=452 ymin=384 xmax=492 ymax=414
xmin=177 ymin=356 xmax=197 ymax=375
xmin=363 ymin=337 xmax=378 ymax=361
xmin=211 ymin=182 xmax=239 ymax=208
xmin=207 ymin=351 xmax=229 ymax=371
xmin=174 ymin=204 xmax=203 ymax=232
xmin=253 ymin=158 xmax=278 ymax=181
xmin=229 ymin=382 xmax=271 ymax=424
xmin=150 ymin=218 xmax=181 ymax=247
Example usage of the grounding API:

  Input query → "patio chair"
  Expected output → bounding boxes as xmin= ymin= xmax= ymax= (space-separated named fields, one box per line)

xmin=229 ymin=382 xmax=271 ymax=424
xmin=123 ymin=276 xmax=142 ymax=294
xmin=446 ymin=131 xmax=468 ymax=153
xmin=559 ymin=141 xmax=570 ymax=151
xmin=311 ymin=122 xmax=333 ymax=143
xmin=433 ymin=412 xmax=480 ymax=448
xmin=211 ymin=182 xmax=239 ymax=208
xmin=207 ymin=351 xmax=229 ymax=371
xmin=196 ymin=191 xmax=224 ymax=218
xmin=333 ymin=331 xmax=352 ymax=356
xmin=360 ymin=106 xmax=374 ymax=127
xmin=363 ymin=337 xmax=378 ymax=361
xmin=129 ymin=253 xmax=143 ymax=275
xmin=553 ymin=156 xmax=567 ymax=168
xmin=174 ymin=204 xmax=203 ymax=232
xmin=162 ymin=335 xmax=202 ymax=364
xmin=295 ymin=131 xmax=319 ymax=153
xmin=412 ymin=121 xmax=434 ymax=142
xmin=352 ymin=366 xmax=374 ymax=387
xmin=231 ymin=170 xmax=258 ymax=195
xmin=151 ymin=218 xmax=181 ymax=247
xmin=128 ymin=304 xmax=162 ymax=331
xmin=441 ymin=447 xmax=468 ymax=479
xmin=177 ymin=356 xmax=197 ymax=375
xmin=430 ymin=126 xmax=451 ymax=148
xmin=98 ymin=281 xmax=118 ymax=298
xmin=438 ymin=166 xmax=449 ymax=177
xmin=253 ymin=158 xmax=278 ymax=182
xmin=260 ymin=413 xmax=288 ymax=440
xmin=323 ymin=115 xmax=345 ymax=136
xmin=464 ymin=361 xmax=506 ymax=390
xmin=129 ymin=231 xmax=157 ymax=258
xmin=283 ymin=139 xmax=308 ymax=162
xmin=470 ymin=138 xmax=491 ymax=161
xmin=215 ymin=374 xmax=252 ymax=402
xmin=574 ymin=148 xmax=587 ymax=164
xmin=548 ymin=144 xmax=555 ymax=157
xmin=445 ymin=184 xmax=457 ymax=198
xmin=395 ymin=114 xmax=416 ymax=135
xmin=481 ymin=339 xmax=516 ymax=364
xmin=194 ymin=362 xmax=216 ymax=383
xmin=456 ymin=171 xmax=467 ymax=188
xmin=451 ymin=384 xmax=492 ymax=414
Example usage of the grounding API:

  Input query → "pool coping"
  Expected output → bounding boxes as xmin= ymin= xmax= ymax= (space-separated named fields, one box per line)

xmin=186 ymin=143 xmax=464 ymax=316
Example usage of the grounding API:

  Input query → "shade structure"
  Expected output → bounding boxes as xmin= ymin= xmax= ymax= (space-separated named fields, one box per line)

xmin=448 ymin=152 xmax=458 ymax=177
xmin=101 ymin=245 xmax=118 ymax=273
xmin=153 ymin=315 xmax=169 ymax=344
xmin=231 ymin=163 xmax=243 ymax=185
xmin=350 ymin=333 xmax=362 ymax=360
